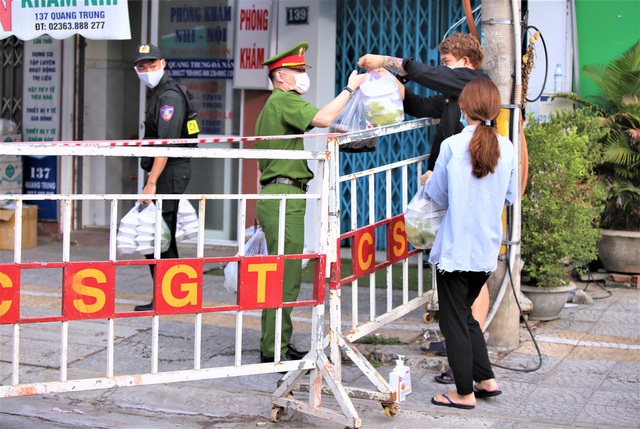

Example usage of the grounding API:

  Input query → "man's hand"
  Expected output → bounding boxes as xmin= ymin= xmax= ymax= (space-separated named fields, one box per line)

xmin=357 ymin=54 xmax=383 ymax=72
xmin=141 ymin=181 xmax=155 ymax=204
xmin=420 ymin=170 xmax=432 ymax=186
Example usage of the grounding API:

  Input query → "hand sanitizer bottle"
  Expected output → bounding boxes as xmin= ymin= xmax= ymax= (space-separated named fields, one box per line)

xmin=389 ymin=355 xmax=411 ymax=402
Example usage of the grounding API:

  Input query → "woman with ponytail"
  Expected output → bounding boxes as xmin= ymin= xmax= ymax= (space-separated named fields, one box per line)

xmin=425 ymin=78 xmax=517 ymax=410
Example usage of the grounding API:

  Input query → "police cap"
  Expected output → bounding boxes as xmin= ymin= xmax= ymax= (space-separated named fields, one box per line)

xmin=134 ymin=43 xmax=163 ymax=64
xmin=262 ymin=42 xmax=311 ymax=72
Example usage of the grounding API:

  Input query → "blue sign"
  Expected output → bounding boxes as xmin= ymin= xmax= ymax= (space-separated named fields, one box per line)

xmin=22 ymin=156 xmax=57 ymax=221
xmin=166 ymin=59 xmax=234 ymax=79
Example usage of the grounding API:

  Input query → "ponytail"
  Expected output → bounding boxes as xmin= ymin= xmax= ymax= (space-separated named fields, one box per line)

xmin=469 ymin=126 xmax=500 ymax=178
xmin=458 ymin=78 xmax=502 ymax=178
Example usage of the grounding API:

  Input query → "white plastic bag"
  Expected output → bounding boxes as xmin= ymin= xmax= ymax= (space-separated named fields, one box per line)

xmin=329 ymin=90 xmax=377 ymax=152
xmin=116 ymin=202 xmax=171 ymax=255
xmin=223 ymin=227 xmax=268 ymax=294
xmin=175 ymin=199 xmax=199 ymax=242
xmin=404 ymin=186 xmax=446 ymax=249
xmin=359 ymin=70 xmax=404 ymax=126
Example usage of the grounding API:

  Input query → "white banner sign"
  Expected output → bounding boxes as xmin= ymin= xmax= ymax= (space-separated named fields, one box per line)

xmin=233 ymin=0 xmax=272 ymax=90
xmin=23 ymin=35 xmax=62 ymax=142
xmin=0 ymin=0 xmax=131 ymax=40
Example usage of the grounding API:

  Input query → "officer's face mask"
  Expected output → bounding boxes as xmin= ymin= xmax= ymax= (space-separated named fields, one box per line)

xmin=135 ymin=60 xmax=164 ymax=89
xmin=282 ymin=71 xmax=311 ymax=94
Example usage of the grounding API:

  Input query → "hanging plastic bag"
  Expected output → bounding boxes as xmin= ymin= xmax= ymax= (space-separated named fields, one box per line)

xmin=175 ymin=199 xmax=199 ymax=242
xmin=329 ymin=90 xmax=377 ymax=153
xmin=404 ymin=185 xmax=446 ymax=249
xmin=359 ymin=70 xmax=405 ymax=127
xmin=116 ymin=202 xmax=171 ymax=255
xmin=223 ymin=227 xmax=268 ymax=294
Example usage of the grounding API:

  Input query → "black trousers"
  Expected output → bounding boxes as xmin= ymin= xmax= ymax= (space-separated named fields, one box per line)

xmin=145 ymin=161 xmax=191 ymax=279
xmin=436 ymin=269 xmax=495 ymax=395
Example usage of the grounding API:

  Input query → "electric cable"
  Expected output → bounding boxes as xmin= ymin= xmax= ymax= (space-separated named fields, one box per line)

xmin=442 ymin=5 xmax=482 ymax=41
xmin=524 ymin=25 xmax=548 ymax=103
xmin=489 ymin=241 xmax=543 ymax=373
xmin=582 ymin=274 xmax=613 ymax=300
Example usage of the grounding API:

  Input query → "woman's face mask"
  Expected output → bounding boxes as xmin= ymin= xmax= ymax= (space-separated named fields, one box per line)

xmin=460 ymin=110 xmax=469 ymax=127
xmin=282 ymin=71 xmax=311 ymax=94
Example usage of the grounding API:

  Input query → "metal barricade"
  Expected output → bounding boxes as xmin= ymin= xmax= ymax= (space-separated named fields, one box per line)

xmin=0 ymin=118 xmax=436 ymax=428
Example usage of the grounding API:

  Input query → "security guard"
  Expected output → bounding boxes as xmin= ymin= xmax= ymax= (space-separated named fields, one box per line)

xmin=255 ymin=42 xmax=364 ymax=362
xmin=133 ymin=43 xmax=196 ymax=312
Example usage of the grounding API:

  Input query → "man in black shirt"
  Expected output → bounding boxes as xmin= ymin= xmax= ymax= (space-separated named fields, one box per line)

xmin=358 ymin=32 xmax=490 ymax=184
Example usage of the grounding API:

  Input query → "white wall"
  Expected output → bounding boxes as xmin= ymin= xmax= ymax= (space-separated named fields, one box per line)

xmin=524 ymin=0 xmax=574 ymax=121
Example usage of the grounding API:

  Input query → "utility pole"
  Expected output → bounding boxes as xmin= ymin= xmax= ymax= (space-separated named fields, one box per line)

xmin=482 ymin=0 xmax=523 ymax=352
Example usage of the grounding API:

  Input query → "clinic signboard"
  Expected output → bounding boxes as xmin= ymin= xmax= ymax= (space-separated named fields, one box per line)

xmin=0 ymin=0 xmax=131 ymax=40
xmin=233 ymin=0 xmax=273 ymax=89
xmin=159 ymin=1 xmax=237 ymax=135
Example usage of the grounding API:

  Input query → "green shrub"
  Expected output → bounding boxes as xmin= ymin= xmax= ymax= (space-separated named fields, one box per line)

xmin=522 ymin=108 xmax=607 ymax=287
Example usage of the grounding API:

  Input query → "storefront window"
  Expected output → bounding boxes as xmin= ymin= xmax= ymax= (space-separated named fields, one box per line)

xmin=158 ymin=1 xmax=240 ymax=136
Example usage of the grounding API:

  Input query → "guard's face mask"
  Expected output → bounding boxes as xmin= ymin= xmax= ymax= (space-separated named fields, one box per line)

xmin=135 ymin=60 xmax=165 ymax=89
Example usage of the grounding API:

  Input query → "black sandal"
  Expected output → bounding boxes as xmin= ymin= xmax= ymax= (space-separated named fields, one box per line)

xmin=434 ymin=369 xmax=455 ymax=384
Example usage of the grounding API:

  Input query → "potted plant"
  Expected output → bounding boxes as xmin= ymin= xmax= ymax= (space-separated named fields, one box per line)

xmin=521 ymin=108 xmax=608 ymax=320
xmin=557 ymin=40 xmax=640 ymax=273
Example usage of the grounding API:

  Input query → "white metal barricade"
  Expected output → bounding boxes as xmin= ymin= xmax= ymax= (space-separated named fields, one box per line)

xmin=0 ymin=118 xmax=435 ymax=428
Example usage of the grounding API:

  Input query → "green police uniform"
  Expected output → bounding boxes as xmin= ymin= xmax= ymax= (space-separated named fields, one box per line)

xmin=256 ymin=42 xmax=320 ymax=359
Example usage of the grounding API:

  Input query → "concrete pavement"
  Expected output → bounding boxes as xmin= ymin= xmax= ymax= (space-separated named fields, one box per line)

xmin=1 ymin=231 xmax=638 ymax=428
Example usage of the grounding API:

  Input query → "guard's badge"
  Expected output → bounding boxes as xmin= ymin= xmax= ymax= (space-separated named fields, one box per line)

xmin=160 ymin=105 xmax=175 ymax=122
xmin=139 ymin=45 xmax=151 ymax=54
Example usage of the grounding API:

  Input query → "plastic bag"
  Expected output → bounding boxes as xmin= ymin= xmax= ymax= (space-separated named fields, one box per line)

xmin=175 ymin=199 xmax=199 ymax=242
xmin=404 ymin=186 xmax=446 ymax=249
xmin=223 ymin=227 xmax=268 ymax=293
xmin=329 ymin=90 xmax=377 ymax=153
xmin=116 ymin=202 xmax=171 ymax=255
xmin=359 ymin=70 xmax=405 ymax=127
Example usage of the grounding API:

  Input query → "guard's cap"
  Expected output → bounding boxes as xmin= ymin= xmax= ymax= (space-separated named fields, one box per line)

xmin=262 ymin=42 xmax=311 ymax=72
xmin=134 ymin=44 xmax=162 ymax=64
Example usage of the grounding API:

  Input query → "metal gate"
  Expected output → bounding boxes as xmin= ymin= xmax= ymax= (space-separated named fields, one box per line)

xmin=0 ymin=36 xmax=23 ymax=132
xmin=336 ymin=0 xmax=480 ymax=248
xmin=0 ymin=118 xmax=435 ymax=427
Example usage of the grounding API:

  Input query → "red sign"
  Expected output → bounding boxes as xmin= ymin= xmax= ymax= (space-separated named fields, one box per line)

xmin=0 ymin=264 xmax=20 ymax=324
xmin=238 ymin=255 xmax=283 ymax=310
xmin=352 ymin=226 xmax=376 ymax=278
xmin=63 ymin=262 xmax=115 ymax=320
xmin=154 ymin=259 xmax=203 ymax=315
xmin=387 ymin=215 xmax=408 ymax=263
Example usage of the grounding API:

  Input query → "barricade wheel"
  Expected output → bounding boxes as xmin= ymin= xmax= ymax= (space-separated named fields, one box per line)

xmin=271 ymin=406 xmax=284 ymax=423
xmin=423 ymin=310 xmax=437 ymax=323
xmin=383 ymin=403 xmax=400 ymax=417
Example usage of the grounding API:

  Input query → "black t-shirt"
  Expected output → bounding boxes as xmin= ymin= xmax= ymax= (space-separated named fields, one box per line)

xmin=401 ymin=58 xmax=491 ymax=171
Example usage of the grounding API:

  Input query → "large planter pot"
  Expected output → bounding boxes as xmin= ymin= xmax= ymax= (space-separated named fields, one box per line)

xmin=597 ymin=230 xmax=640 ymax=274
xmin=521 ymin=283 xmax=575 ymax=321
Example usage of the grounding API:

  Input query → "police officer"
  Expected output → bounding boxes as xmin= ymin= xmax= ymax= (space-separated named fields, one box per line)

xmin=256 ymin=41 xmax=364 ymax=362
xmin=133 ymin=43 xmax=196 ymax=311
